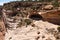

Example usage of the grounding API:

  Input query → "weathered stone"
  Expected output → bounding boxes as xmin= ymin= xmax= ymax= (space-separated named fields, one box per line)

xmin=43 ymin=5 xmax=53 ymax=10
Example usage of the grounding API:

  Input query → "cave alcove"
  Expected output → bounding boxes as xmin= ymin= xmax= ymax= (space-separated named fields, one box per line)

xmin=29 ymin=14 xmax=43 ymax=20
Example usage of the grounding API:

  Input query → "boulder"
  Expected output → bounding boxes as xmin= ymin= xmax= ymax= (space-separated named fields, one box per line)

xmin=43 ymin=5 xmax=53 ymax=10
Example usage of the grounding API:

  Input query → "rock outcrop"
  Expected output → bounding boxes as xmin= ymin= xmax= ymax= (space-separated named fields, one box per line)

xmin=1 ymin=1 xmax=60 ymax=40
xmin=42 ymin=5 xmax=53 ymax=10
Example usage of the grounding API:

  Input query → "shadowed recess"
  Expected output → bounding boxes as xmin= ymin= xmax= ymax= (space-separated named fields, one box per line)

xmin=29 ymin=14 xmax=43 ymax=20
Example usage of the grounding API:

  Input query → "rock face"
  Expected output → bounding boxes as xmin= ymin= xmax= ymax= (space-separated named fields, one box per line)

xmin=1 ymin=1 xmax=60 ymax=40
xmin=41 ymin=11 xmax=60 ymax=25
xmin=2 ymin=2 xmax=60 ymax=27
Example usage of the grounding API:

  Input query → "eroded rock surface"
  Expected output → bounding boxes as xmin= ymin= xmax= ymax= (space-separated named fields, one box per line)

xmin=5 ymin=20 xmax=59 ymax=40
xmin=2 ymin=1 xmax=60 ymax=40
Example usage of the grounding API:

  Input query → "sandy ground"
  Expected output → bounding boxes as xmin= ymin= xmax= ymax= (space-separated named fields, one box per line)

xmin=5 ymin=20 xmax=59 ymax=40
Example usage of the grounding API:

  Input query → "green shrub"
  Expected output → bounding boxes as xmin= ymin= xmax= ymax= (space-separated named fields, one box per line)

xmin=24 ymin=19 xmax=32 ymax=25
xmin=17 ymin=19 xmax=32 ymax=28
xmin=57 ymin=27 xmax=60 ymax=32
xmin=53 ymin=0 xmax=59 ymax=7
xmin=17 ymin=19 xmax=25 ymax=27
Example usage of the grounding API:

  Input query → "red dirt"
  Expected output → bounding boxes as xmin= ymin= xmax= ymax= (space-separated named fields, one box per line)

xmin=42 ymin=11 xmax=60 ymax=25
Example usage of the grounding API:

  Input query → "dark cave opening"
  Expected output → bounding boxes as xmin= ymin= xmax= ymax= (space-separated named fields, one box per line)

xmin=29 ymin=14 xmax=43 ymax=20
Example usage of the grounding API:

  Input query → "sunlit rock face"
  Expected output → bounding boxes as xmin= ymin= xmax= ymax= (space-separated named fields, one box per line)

xmin=2 ymin=10 xmax=21 ymax=29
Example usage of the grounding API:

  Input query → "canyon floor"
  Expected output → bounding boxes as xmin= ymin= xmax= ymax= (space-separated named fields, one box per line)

xmin=1 ymin=1 xmax=60 ymax=40
xmin=4 ymin=20 xmax=60 ymax=40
